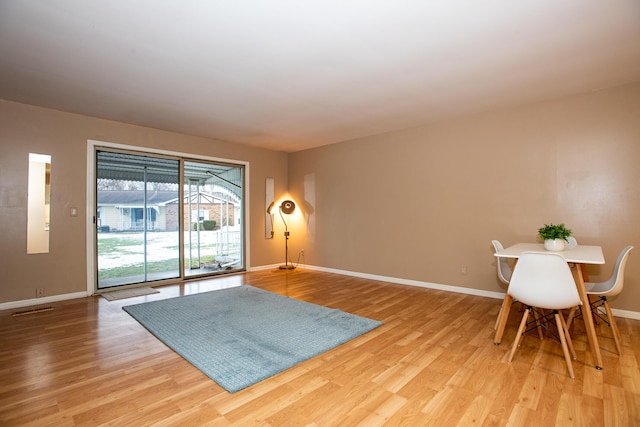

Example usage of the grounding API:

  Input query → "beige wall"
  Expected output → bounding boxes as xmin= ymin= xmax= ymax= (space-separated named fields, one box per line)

xmin=289 ymin=82 xmax=640 ymax=313
xmin=0 ymin=100 xmax=288 ymax=304
xmin=2 ymin=83 xmax=639 ymax=312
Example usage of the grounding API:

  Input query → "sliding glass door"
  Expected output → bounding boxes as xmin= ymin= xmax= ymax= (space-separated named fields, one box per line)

xmin=183 ymin=160 xmax=244 ymax=277
xmin=95 ymin=148 xmax=245 ymax=290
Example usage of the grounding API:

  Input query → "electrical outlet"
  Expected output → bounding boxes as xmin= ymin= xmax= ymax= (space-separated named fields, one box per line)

xmin=36 ymin=288 xmax=45 ymax=298
xmin=460 ymin=266 xmax=467 ymax=275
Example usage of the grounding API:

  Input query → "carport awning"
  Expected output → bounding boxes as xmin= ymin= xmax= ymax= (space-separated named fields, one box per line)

xmin=97 ymin=151 xmax=179 ymax=183
xmin=97 ymin=151 xmax=243 ymax=199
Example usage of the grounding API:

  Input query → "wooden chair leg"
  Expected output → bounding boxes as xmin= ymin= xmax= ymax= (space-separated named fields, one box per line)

xmin=559 ymin=311 xmax=577 ymax=360
xmin=555 ymin=312 xmax=575 ymax=379
xmin=603 ymin=298 xmax=623 ymax=355
xmin=495 ymin=299 xmax=521 ymax=330
xmin=531 ymin=308 xmax=545 ymax=340
xmin=508 ymin=308 xmax=530 ymax=363
xmin=566 ymin=306 xmax=577 ymax=331
xmin=494 ymin=300 xmax=504 ymax=330
xmin=589 ymin=295 xmax=600 ymax=325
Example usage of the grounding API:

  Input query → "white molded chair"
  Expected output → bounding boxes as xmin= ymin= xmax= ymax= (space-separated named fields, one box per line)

xmin=491 ymin=240 xmax=512 ymax=284
xmin=568 ymin=246 xmax=633 ymax=355
xmin=507 ymin=252 xmax=582 ymax=379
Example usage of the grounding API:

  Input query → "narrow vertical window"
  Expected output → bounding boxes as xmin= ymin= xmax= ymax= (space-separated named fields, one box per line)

xmin=27 ymin=153 xmax=51 ymax=254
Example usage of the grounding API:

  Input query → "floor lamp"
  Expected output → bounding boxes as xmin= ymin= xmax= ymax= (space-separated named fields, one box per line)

xmin=268 ymin=200 xmax=296 ymax=270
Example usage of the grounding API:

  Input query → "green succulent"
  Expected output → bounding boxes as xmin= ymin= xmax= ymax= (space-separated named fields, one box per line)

xmin=538 ymin=223 xmax=572 ymax=241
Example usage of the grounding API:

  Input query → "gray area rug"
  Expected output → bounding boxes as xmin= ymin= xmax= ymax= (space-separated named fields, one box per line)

xmin=123 ymin=285 xmax=382 ymax=392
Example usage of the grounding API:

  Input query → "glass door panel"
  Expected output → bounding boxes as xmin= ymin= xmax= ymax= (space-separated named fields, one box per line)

xmin=183 ymin=160 xmax=244 ymax=278
xmin=96 ymin=150 xmax=180 ymax=289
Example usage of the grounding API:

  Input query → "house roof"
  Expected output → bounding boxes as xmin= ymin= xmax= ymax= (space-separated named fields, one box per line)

xmin=98 ymin=191 xmax=179 ymax=206
xmin=1 ymin=2 xmax=639 ymax=152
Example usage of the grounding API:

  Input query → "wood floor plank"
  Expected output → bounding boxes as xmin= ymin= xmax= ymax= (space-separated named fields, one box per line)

xmin=0 ymin=268 xmax=639 ymax=426
xmin=456 ymin=394 xmax=493 ymax=427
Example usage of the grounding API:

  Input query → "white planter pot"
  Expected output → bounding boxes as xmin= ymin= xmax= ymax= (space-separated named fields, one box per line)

xmin=544 ymin=239 xmax=566 ymax=251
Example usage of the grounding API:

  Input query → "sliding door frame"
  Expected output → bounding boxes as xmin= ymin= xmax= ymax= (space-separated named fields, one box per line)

xmin=86 ymin=139 xmax=251 ymax=296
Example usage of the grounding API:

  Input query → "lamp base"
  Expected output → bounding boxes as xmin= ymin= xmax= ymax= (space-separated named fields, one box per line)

xmin=278 ymin=264 xmax=296 ymax=270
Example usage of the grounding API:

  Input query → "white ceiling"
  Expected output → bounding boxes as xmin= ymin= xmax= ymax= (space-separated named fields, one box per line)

xmin=1 ymin=1 xmax=639 ymax=152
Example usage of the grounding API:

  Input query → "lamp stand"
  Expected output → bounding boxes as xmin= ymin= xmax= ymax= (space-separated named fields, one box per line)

xmin=279 ymin=230 xmax=295 ymax=270
xmin=269 ymin=199 xmax=296 ymax=270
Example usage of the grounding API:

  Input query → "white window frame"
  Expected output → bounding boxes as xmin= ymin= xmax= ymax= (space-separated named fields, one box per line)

xmin=86 ymin=139 xmax=250 ymax=296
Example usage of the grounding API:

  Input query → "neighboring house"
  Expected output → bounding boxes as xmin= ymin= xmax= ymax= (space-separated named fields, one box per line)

xmin=173 ymin=191 xmax=241 ymax=232
xmin=97 ymin=190 xmax=177 ymax=232
xmin=97 ymin=190 xmax=240 ymax=232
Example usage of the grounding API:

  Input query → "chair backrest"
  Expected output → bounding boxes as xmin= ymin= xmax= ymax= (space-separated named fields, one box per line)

xmin=588 ymin=246 xmax=634 ymax=297
xmin=491 ymin=240 xmax=512 ymax=284
xmin=508 ymin=252 xmax=581 ymax=310
xmin=566 ymin=236 xmax=578 ymax=249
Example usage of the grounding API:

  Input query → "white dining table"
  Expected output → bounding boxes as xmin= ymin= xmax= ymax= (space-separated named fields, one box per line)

xmin=493 ymin=243 xmax=606 ymax=369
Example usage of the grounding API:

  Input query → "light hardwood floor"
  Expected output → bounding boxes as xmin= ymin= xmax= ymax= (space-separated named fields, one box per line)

xmin=1 ymin=269 xmax=639 ymax=426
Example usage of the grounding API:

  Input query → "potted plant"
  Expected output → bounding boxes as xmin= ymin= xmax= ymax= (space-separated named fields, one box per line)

xmin=538 ymin=223 xmax=573 ymax=251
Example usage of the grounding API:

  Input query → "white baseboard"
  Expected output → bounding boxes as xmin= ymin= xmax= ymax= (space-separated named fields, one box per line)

xmin=0 ymin=292 xmax=88 ymax=312
xmin=611 ymin=308 xmax=640 ymax=320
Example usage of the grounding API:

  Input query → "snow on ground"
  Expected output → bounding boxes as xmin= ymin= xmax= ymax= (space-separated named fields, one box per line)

xmin=97 ymin=230 xmax=223 ymax=268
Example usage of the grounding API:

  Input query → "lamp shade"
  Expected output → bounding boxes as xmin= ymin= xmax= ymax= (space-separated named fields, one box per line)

xmin=280 ymin=200 xmax=295 ymax=215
